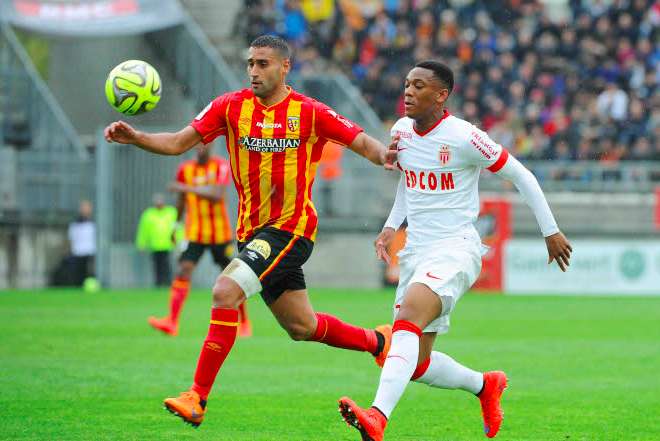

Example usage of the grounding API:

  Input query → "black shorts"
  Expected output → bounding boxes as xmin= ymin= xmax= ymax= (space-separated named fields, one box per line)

xmin=237 ymin=227 xmax=313 ymax=305
xmin=180 ymin=241 xmax=234 ymax=268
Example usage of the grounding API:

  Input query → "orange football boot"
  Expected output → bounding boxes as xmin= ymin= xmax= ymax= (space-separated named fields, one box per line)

xmin=163 ymin=390 xmax=206 ymax=427
xmin=338 ymin=397 xmax=387 ymax=441
xmin=373 ymin=324 xmax=392 ymax=367
xmin=479 ymin=371 xmax=508 ymax=438
xmin=148 ymin=316 xmax=178 ymax=336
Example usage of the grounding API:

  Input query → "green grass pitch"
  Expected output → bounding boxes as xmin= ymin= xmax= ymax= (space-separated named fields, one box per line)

xmin=1 ymin=288 xmax=659 ymax=440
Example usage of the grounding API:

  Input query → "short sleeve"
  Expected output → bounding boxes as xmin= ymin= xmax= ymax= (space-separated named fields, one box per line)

xmin=175 ymin=163 xmax=186 ymax=184
xmin=190 ymin=93 xmax=231 ymax=144
xmin=389 ymin=118 xmax=407 ymax=139
xmin=464 ymin=125 xmax=509 ymax=172
xmin=314 ymin=102 xmax=363 ymax=146
xmin=215 ymin=159 xmax=231 ymax=185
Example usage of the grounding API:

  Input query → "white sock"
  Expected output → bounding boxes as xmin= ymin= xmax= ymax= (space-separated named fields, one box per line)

xmin=414 ymin=351 xmax=484 ymax=394
xmin=372 ymin=330 xmax=419 ymax=418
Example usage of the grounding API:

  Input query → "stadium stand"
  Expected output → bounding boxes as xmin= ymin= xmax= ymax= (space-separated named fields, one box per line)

xmin=236 ymin=0 xmax=659 ymax=161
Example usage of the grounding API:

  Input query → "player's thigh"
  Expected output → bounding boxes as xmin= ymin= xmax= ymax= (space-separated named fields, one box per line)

xmin=178 ymin=242 xmax=204 ymax=269
xmin=396 ymin=282 xmax=443 ymax=330
xmin=392 ymin=253 xmax=417 ymax=322
xmin=210 ymin=241 xmax=234 ymax=269
xmin=413 ymin=247 xmax=481 ymax=317
xmin=235 ymin=227 xmax=313 ymax=304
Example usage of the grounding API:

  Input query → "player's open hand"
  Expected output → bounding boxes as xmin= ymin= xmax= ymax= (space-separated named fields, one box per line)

xmin=384 ymin=136 xmax=399 ymax=170
xmin=375 ymin=227 xmax=396 ymax=264
xmin=104 ymin=121 xmax=138 ymax=144
xmin=545 ymin=231 xmax=572 ymax=272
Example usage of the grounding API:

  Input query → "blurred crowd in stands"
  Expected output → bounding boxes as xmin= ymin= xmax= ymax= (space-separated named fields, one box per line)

xmin=238 ymin=0 xmax=659 ymax=161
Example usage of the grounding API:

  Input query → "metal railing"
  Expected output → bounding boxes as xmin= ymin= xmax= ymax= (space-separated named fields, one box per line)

xmin=0 ymin=22 xmax=92 ymax=222
xmin=0 ymin=23 xmax=86 ymax=157
xmin=145 ymin=14 xmax=242 ymax=112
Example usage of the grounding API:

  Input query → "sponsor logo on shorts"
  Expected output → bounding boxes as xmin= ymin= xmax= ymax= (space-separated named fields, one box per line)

xmin=246 ymin=239 xmax=271 ymax=259
xmin=426 ymin=272 xmax=442 ymax=280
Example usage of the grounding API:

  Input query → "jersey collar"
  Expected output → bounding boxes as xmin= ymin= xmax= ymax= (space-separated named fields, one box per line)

xmin=412 ymin=109 xmax=450 ymax=137
xmin=255 ymin=86 xmax=293 ymax=110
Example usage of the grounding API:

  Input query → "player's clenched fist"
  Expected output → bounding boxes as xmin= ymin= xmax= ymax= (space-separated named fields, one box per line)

xmin=374 ymin=227 xmax=395 ymax=264
xmin=545 ymin=231 xmax=572 ymax=272
xmin=104 ymin=120 xmax=138 ymax=144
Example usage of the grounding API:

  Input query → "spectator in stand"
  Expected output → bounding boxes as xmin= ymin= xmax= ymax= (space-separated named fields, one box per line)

xmin=238 ymin=0 xmax=659 ymax=162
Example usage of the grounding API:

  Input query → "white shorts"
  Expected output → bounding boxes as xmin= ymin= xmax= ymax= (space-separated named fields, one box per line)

xmin=393 ymin=237 xmax=483 ymax=334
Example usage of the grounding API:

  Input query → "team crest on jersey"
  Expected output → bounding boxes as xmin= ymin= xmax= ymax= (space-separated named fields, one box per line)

xmin=287 ymin=116 xmax=300 ymax=132
xmin=438 ymin=145 xmax=451 ymax=166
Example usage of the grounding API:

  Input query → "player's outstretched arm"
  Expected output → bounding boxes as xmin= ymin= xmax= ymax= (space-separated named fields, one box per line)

xmin=347 ymin=133 xmax=398 ymax=169
xmin=492 ymin=153 xmax=572 ymax=271
xmin=104 ymin=122 xmax=201 ymax=156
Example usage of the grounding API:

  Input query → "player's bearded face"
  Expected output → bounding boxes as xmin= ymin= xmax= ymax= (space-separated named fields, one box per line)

xmin=247 ymin=47 xmax=289 ymax=98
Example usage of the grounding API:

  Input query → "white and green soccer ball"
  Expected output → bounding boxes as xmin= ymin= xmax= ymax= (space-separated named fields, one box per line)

xmin=105 ymin=59 xmax=161 ymax=115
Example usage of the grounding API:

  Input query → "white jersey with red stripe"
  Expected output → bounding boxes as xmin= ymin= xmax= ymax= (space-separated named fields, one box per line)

xmin=390 ymin=110 xmax=508 ymax=250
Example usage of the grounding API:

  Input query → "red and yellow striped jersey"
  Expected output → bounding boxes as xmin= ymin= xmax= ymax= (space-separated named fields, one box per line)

xmin=190 ymin=87 xmax=363 ymax=242
xmin=175 ymin=156 xmax=232 ymax=244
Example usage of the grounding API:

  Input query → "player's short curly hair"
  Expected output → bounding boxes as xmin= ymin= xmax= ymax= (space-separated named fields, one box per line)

xmin=250 ymin=35 xmax=291 ymax=59
xmin=415 ymin=60 xmax=454 ymax=94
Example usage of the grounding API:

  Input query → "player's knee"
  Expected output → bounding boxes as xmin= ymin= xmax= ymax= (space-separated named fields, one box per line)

xmin=211 ymin=276 xmax=244 ymax=309
xmin=178 ymin=261 xmax=195 ymax=279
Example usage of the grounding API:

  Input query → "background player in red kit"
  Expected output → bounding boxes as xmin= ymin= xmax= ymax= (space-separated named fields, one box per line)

xmin=147 ymin=143 xmax=252 ymax=338
xmin=104 ymin=35 xmax=397 ymax=427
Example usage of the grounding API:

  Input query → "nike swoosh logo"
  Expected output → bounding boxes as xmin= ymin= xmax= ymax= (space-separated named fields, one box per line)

xmin=426 ymin=272 xmax=442 ymax=280
xmin=397 ymin=147 xmax=407 ymax=152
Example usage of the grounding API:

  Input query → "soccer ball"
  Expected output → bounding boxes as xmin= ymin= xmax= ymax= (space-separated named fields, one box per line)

xmin=105 ymin=60 xmax=161 ymax=115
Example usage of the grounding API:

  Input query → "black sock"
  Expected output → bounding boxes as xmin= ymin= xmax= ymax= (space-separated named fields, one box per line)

xmin=373 ymin=331 xmax=385 ymax=356
xmin=200 ymin=399 xmax=207 ymax=409
xmin=371 ymin=406 xmax=388 ymax=420
xmin=475 ymin=379 xmax=485 ymax=397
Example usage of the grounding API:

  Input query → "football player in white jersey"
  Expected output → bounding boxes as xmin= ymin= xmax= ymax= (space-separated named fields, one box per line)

xmin=338 ymin=61 xmax=572 ymax=441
